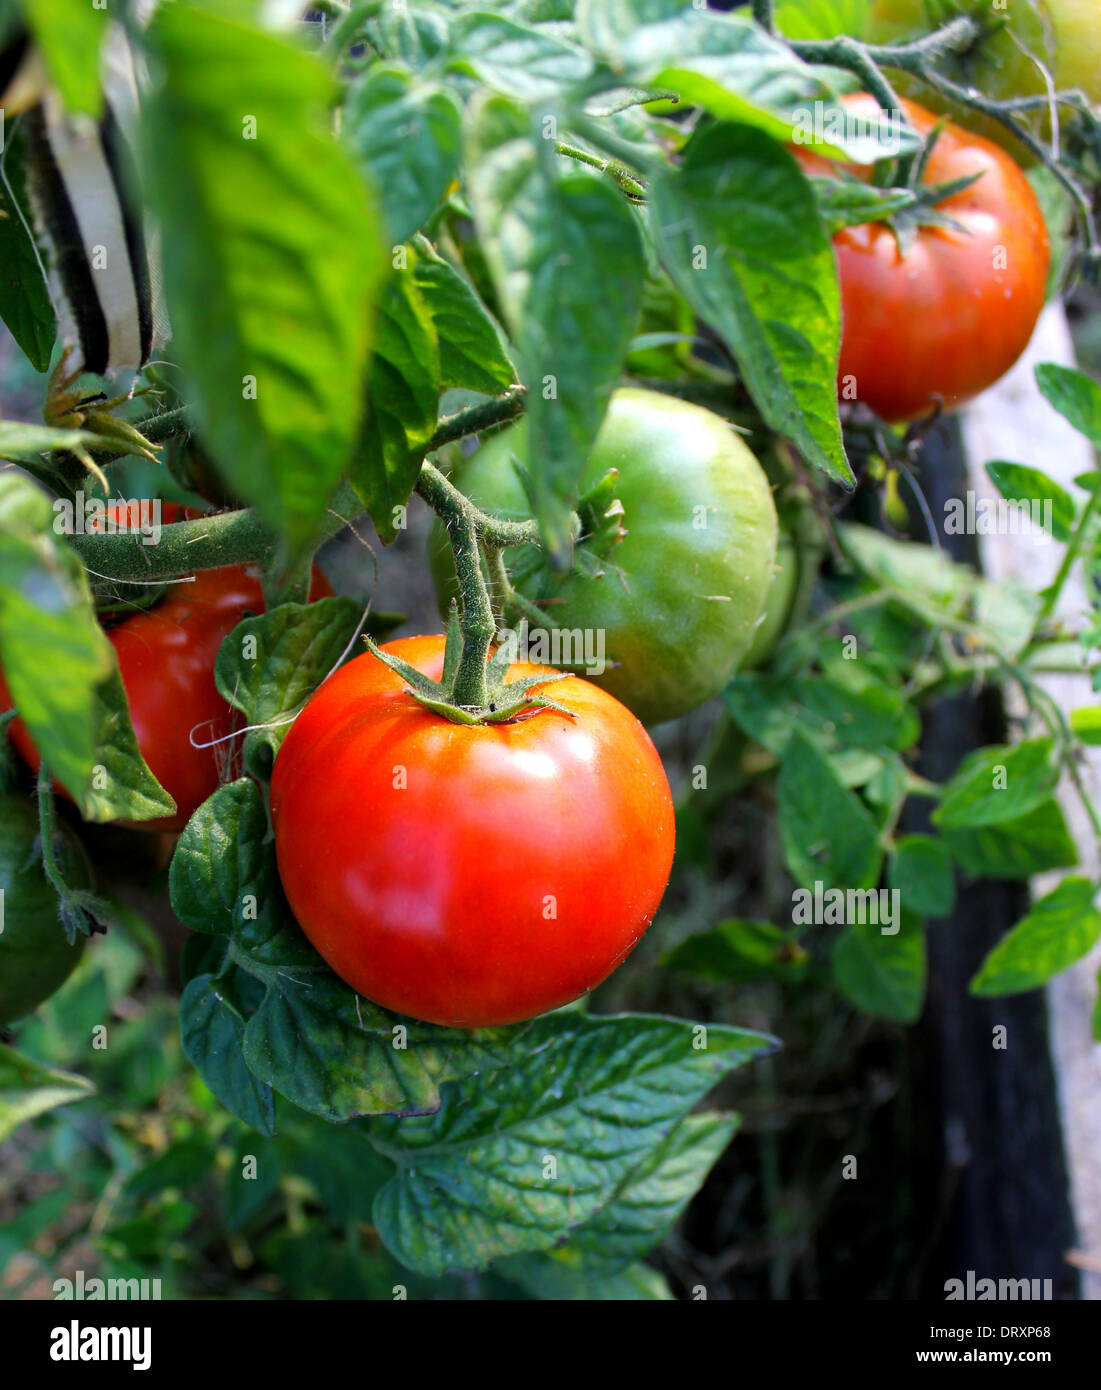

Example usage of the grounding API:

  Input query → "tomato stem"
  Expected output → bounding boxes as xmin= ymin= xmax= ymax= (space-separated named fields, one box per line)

xmin=791 ymin=16 xmax=1100 ymax=260
xmin=554 ymin=141 xmax=647 ymax=202
xmin=439 ymin=486 xmax=494 ymax=707
xmin=66 ymin=390 xmax=533 ymax=586
xmin=414 ymin=461 xmax=582 ymax=708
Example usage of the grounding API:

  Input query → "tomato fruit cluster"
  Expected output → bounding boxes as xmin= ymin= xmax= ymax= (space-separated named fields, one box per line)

xmin=271 ymin=634 xmax=676 ymax=1028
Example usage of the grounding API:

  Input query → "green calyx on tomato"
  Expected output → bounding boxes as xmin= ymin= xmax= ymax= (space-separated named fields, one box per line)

xmin=271 ymin=634 xmax=676 ymax=1028
xmin=795 ymin=96 xmax=1050 ymax=423
xmin=0 ymin=794 xmax=89 ymax=1024
xmin=429 ymin=388 xmax=780 ymax=726
xmin=363 ymin=611 xmax=574 ymax=725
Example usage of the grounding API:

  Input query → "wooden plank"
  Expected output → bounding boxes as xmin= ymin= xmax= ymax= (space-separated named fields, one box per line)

xmin=961 ymin=302 xmax=1101 ymax=1300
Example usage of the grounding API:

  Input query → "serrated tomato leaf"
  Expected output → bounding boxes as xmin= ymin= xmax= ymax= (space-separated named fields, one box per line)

xmin=345 ymin=66 xmax=462 ymax=243
xmin=349 ymin=265 xmax=440 ymax=544
xmin=651 ymin=123 xmax=850 ymax=486
xmin=778 ymin=730 xmax=882 ymax=891
xmin=143 ymin=6 xmax=383 ymax=557
xmin=970 ymin=878 xmax=1101 ymax=997
xmin=465 ymin=94 xmax=644 ymax=565
xmin=370 ymin=1011 xmax=774 ymax=1276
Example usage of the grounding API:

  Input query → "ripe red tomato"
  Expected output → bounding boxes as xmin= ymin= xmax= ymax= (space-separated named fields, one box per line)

xmin=2 ymin=502 xmax=331 ymax=832
xmin=270 ymin=634 xmax=676 ymax=1028
xmin=796 ymin=95 xmax=1050 ymax=422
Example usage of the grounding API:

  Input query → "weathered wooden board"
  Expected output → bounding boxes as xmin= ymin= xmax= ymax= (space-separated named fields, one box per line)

xmin=961 ymin=303 xmax=1101 ymax=1300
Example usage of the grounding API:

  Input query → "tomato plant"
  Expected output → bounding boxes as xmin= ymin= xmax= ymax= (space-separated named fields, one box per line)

xmin=429 ymin=389 xmax=779 ymax=724
xmin=270 ymin=634 xmax=675 ymax=1027
xmin=0 ymin=0 xmax=1100 ymax=1317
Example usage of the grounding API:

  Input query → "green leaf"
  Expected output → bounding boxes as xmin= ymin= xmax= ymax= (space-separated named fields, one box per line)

xmin=79 ymin=667 xmax=177 ymax=824
xmin=376 ymin=0 xmax=452 ymax=67
xmin=663 ymin=918 xmax=808 ymax=983
xmin=465 ymin=94 xmax=645 ymax=564
xmin=864 ymin=751 xmax=908 ymax=807
xmin=985 ymin=462 xmax=1075 ymax=544
xmin=243 ymin=969 xmax=520 ymax=1124
xmin=170 ymin=780 xmax=280 ymax=937
xmin=889 ymin=834 xmax=956 ymax=919
xmin=179 ymin=974 xmax=277 ymax=1136
xmin=833 ymin=914 xmax=926 ymax=1023
xmin=371 ymin=1011 xmax=774 ymax=1276
xmin=446 ymin=10 xmax=593 ymax=100
xmin=1035 ymin=363 xmax=1101 ymax=450
xmin=838 ymin=523 xmax=975 ymax=623
xmin=277 ymin=1121 xmax=394 ymax=1226
xmin=651 ymin=123 xmax=850 ymax=486
xmin=972 ymin=575 xmax=1039 ymax=660
xmin=778 ymin=730 xmax=882 ymax=891
xmin=932 ymin=738 xmax=1059 ymax=830
xmin=722 ymin=675 xmax=806 ymax=755
xmin=412 ymin=242 xmax=516 ymax=394
xmin=143 ymin=6 xmax=383 ymax=556
xmin=345 ymin=66 xmax=462 ymax=243
xmin=0 ymin=473 xmax=114 ymax=804
xmin=970 ymin=877 xmax=1101 ymax=996
xmin=124 ymin=1135 xmax=217 ymax=1199
xmin=941 ymin=798 xmax=1078 ymax=880
xmin=349 ymin=264 xmax=440 ymax=544
xmin=0 ymin=122 xmax=56 ymax=371
xmin=503 ymin=1251 xmax=674 ymax=1300
xmin=775 ymin=0 xmax=872 ymax=41
xmin=0 ymin=1041 xmax=94 ymax=1144
xmin=500 ymin=1112 xmax=733 ymax=1293
xmin=214 ymin=596 xmax=371 ymax=770
xmin=1094 ymin=968 xmax=1101 ymax=1043
xmin=795 ymin=674 xmax=918 ymax=752
xmin=580 ymin=1 xmax=911 ymax=160
xmin=1071 ymin=707 xmax=1101 ymax=746
xmin=831 ymin=747 xmax=890 ymax=790
xmin=568 ymin=1111 xmax=736 ymax=1265
xmin=0 ymin=480 xmax=172 ymax=823
xmin=19 ymin=0 xmax=107 ymax=116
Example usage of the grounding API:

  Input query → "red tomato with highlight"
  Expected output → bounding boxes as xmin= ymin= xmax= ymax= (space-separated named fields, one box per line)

xmin=796 ymin=96 xmax=1050 ymax=423
xmin=270 ymin=635 xmax=676 ymax=1028
xmin=2 ymin=502 xmax=331 ymax=832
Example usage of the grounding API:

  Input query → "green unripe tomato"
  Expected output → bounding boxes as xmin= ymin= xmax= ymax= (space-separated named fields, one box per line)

xmin=0 ymin=795 xmax=88 ymax=1024
xmin=740 ymin=531 xmax=800 ymax=670
xmin=429 ymin=388 xmax=779 ymax=726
